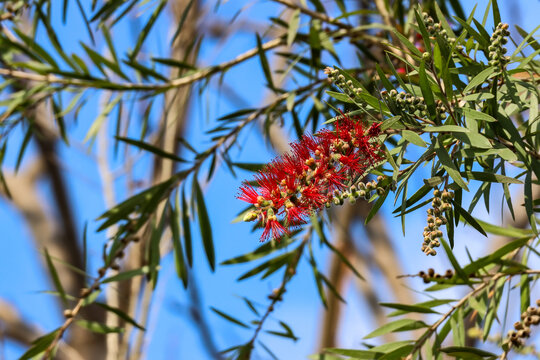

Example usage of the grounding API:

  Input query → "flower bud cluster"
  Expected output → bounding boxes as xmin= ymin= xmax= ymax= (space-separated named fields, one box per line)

xmin=488 ymin=23 xmax=510 ymax=67
xmin=504 ymin=300 xmax=540 ymax=349
xmin=381 ymin=90 xmax=448 ymax=121
xmin=421 ymin=12 xmax=463 ymax=52
xmin=325 ymin=67 xmax=363 ymax=98
xmin=418 ymin=268 xmax=454 ymax=283
xmin=422 ymin=189 xmax=453 ymax=256
xmin=327 ymin=176 xmax=389 ymax=207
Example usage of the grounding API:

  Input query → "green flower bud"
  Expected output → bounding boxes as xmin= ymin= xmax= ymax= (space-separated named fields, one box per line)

xmin=243 ymin=211 xmax=258 ymax=222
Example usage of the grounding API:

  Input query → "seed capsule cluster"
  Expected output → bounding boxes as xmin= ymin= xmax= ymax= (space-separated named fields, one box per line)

xmin=422 ymin=189 xmax=453 ymax=256
xmin=504 ymin=300 xmax=540 ymax=349
xmin=326 ymin=176 xmax=389 ymax=207
xmin=421 ymin=12 xmax=464 ymax=52
xmin=325 ymin=67 xmax=363 ymax=98
xmin=381 ymin=90 xmax=448 ymax=121
xmin=488 ymin=23 xmax=510 ymax=67
xmin=418 ymin=268 xmax=454 ymax=283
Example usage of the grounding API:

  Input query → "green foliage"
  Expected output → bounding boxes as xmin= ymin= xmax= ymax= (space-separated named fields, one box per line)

xmin=1 ymin=0 xmax=538 ymax=359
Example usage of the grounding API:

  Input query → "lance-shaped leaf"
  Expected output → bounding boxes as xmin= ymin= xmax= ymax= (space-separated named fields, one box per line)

xmin=440 ymin=346 xmax=497 ymax=359
xmin=129 ymin=0 xmax=167 ymax=60
xmin=211 ymin=307 xmax=250 ymax=329
xmin=76 ymin=320 xmax=124 ymax=334
xmin=116 ymin=136 xmax=186 ymax=162
xmin=435 ymin=138 xmax=469 ymax=191
xmin=181 ymin=188 xmax=193 ymax=267
xmin=19 ymin=330 xmax=59 ymax=360
xmin=96 ymin=302 xmax=145 ymax=330
xmin=194 ymin=178 xmax=215 ymax=271
xmin=364 ymin=319 xmax=428 ymax=339
xmin=44 ymin=248 xmax=67 ymax=307
xmin=256 ymin=34 xmax=275 ymax=91
xmin=171 ymin=193 xmax=188 ymax=288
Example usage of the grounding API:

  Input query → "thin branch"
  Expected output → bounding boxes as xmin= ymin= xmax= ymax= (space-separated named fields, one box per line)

xmin=271 ymin=0 xmax=352 ymax=30
xmin=406 ymin=268 xmax=540 ymax=359
xmin=41 ymin=232 xmax=137 ymax=359
xmin=244 ymin=230 xmax=310 ymax=359
xmin=0 ymin=37 xmax=284 ymax=91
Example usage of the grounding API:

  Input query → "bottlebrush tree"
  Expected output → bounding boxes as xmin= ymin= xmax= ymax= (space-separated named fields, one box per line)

xmin=0 ymin=1 xmax=538 ymax=360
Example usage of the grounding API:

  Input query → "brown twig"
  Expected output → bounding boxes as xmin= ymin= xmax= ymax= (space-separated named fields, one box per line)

xmin=243 ymin=230 xmax=310 ymax=359
xmin=41 ymin=232 xmax=137 ymax=359
xmin=271 ymin=0 xmax=352 ymax=30
xmin=406 ymin=267 xmax=540 ymax=359
xmin=0 ymin=37 xmax=284 ymax=91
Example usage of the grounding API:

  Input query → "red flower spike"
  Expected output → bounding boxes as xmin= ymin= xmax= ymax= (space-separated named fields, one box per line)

xmin=237 ymin=111 xmax=383 ymax=241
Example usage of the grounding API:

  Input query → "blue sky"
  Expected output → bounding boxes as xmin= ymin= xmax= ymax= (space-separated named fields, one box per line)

xmin=0 ymin=1 xmax=539 ymax=359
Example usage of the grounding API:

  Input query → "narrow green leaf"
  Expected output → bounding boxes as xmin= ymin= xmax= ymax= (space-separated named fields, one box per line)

xmin=387 ymin=299 xmax=456 ymax=317
xmin=365 ymin=190 xmax=389 ymax=224
xmin=237 ymin=251 xmax=293 ymax=281
xmin=171 ymin=197 xmax=188 ymax=288
xmin=194 ymin=178 xmax=215 ymax=271
xmin=170 ymin=0 xmax=195 ymax=45
xmin=520 ymin=274 xmax=531 ymax=314
xmin=116 ymin=136 xmax=185 ymax=162
xmin=381 ymin=115 xmax=402 ymax=131
xmin=369 ymin=340 xmax=414 ymax=353
xmin=287 ymin=9 xmax=301 ymax=46
xmin=452 ymin=200 xmax=487 ymax=237
xmin=19 ymin=330 xmax=59 ymax=360
xmin=325 ymin=90 xmax=354 ymax=103
xmin=256 ymin=34 xmax=275 ymax=91
xmin=461 ymin=171 xmax=522 ymax=184
xmin=380 ymin=302 xmax=439 ymax=315
xmin=422 ymin=125 xmax=470 ymax=133
xmin=418 ymin=61 xmax=436 ymax=119
xmin=211 ymin=307 xmax=250 ymax=329
xmin=76 ymin=320 xmax=124 ymax=334
xmin=402 ymin=130 xmax=427 ymax=147
xmin=96 ymin=302 xmax=145 ymax=330
xmin=84 ymin=95 xmax=121 ymax=143
xmin=453 ymin=16 xmax=489 ymax=49
xmin=130 ymin=0 xmax=167 ymax=60
xmin=392 ymin=29 xmax=423 ymax=58
xmin=492 ymin=0 xmax=502 ymax=25
xmin=364 ymin=319 xmax=427 ymax=339
xmin=454 ymin=132 xmax=492 ymax=149
xmin=221 ymin=237 xmax=295 ymax=265
xmin=325 ymin=348 xmax=377 ymax=358
xmin=440 ymin=346 xmax=496 ymax=359
xmin=441 ymin=238 xmax=469 ymax=283
xmin=463 ymin=66 xmax=500 ymax=93
xmin=181 ymin=188 xmax=193 ymax=267
xmin=525 ymin=172 xmax=538 ymax=234
xmin=44 ymin=248 xmax=67 ymax=306
xmin=323 ymin=238 xmax=364 ymax=280
xmin=463 ymin=237 xmax=530 ymax=275
xmin=435 ymin=139 xmax=468 ymax=190
xmin=101 ymin=266 xmax=151 ymax=283
xmin=461 ymin=107 xmax=497 ymax=123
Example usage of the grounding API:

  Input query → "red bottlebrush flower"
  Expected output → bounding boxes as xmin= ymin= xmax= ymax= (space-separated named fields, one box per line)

xmin=261 ymin=217 xmax=288 ymax=242
xmin=284 ymin=202 xmax=309 ymax=226
xmin=237 ymin=183 xmax=260 ymax=205
xmin=238 ymin=111 xmax=383 ymax=241
xmin=368 ymin=122 xmax=381 ymax=137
